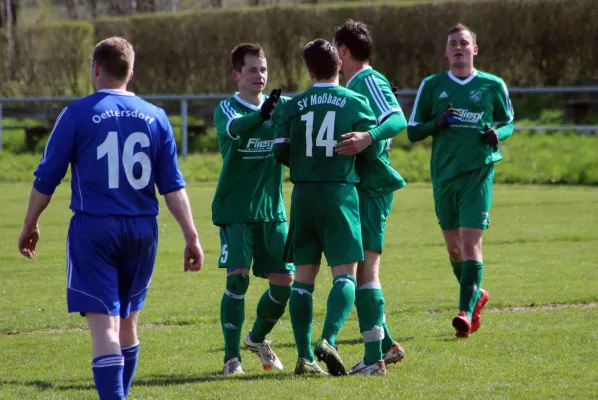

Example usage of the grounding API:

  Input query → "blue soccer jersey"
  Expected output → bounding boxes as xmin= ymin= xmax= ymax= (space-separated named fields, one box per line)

xmin=34 ymin=89 xmax=185 ymax=216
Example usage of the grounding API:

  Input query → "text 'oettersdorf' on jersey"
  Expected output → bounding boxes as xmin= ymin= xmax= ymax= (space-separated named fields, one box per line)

xmin=297 ymin=94 xmax=348 ymax=111
xmin=91 ymin=109 xmax=156 ymax=124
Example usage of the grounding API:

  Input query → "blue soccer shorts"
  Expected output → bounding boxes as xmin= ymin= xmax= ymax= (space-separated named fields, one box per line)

xmin=66 ymin=212 xmax=158 ymax=319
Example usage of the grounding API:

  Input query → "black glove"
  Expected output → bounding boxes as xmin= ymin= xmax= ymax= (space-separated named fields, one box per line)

xmin=260 ymin=88 xmax=282 ymax=121
xmin=482 ymin=124 xmax=499 ymax=148
xmin=435 ymin=103 xmax=461 ymax=130
xmin=390 ymin=83 xmax=398 ymax=97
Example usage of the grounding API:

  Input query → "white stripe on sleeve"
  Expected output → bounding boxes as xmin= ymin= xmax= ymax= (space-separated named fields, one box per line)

xmin=408 ymin=80 xmax=427 ymax=126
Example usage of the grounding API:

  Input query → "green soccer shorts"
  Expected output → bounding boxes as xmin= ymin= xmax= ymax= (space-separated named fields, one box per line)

xmin=359 ymin=192 xmax=394 ymax=253
xmin=433 ymin=164 xmax=494 ymax=231
xmin=218 ymin=222 xmax=295 ymax=278
xmin=285 ymin=183 xmax=364 ymax=267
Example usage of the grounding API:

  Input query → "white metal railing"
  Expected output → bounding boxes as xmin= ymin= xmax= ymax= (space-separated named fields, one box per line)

xmin=1 ymin=86 xmax=598 ymax=158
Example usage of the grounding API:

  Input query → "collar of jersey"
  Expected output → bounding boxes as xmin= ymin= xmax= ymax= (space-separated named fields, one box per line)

xmin=345 ymin=66 xmax=373 ymax=87
xmin=98 ymin=89 xmax=135 ymax=96
xmin=447 ymin=70 xmax=478 ymax=86
xmin=234 ymin=93 xmax=263 ymax=110
xmin=313 ymin=83 xmax=338 ymax=88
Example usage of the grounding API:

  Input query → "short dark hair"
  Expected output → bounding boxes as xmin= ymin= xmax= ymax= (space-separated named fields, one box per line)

xmin=333 ymin=19 xmax=373 ymax=62
xmin=448 ymin=23 xmax=477 ymax=45
xmin=92 ymin=37 xmax=135 ymax=80
xmin=303 ymin=39 xmax=339 ymax=81
xmin=230 ymin=43 xmax=265 ymax=72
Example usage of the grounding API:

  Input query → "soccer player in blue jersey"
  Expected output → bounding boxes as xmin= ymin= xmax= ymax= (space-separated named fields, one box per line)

xmin=17 ymin=37 xmax=204 ymax=400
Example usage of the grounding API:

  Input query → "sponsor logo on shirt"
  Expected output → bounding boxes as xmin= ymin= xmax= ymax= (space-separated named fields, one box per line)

xmin=455 ymin=109 xmax=484 ymax=123
xmin=238 ymin=138 xmax=274 ymax=153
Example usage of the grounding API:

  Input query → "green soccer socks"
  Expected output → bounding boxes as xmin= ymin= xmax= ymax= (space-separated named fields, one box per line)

xmin=321 ymin=274 xmax=357 ymax=346
xmin=250 ymin=283 xmax=291 ymax=343
xmin=220 ymin=273 xmax=250 ymax=363
xmin=355 ymin=283 xmax=385 ymax=365
xmin=459 ymin=260 xmax=484 ymax=317
xmin=290 ymin=281 xmax=316 ymax=362
xmin=451 ymin=258 xmax=463 ymax=282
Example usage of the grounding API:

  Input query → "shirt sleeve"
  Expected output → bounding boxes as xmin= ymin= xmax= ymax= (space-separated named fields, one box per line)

xmin=353 ymin=98 xmax=385 ymax=161
xmin=214 ymin=99 xmax=262 ymax=141
xmin=368 ymin=112 xmax=408 ymax=143
xmin=493 ymin=79 xmax=515 ymax=141
xmin=407 ymin=79 xmax=438 ymax=142
xmin=272 ymin=103 xmax=290 ymax=167
xmin=362 ymin=75 xmax=404 ymax=126
xmin=33 ymin=107 xmax=76 ymax=195
xmin=155 ymin=109 xmax=186 ymax=195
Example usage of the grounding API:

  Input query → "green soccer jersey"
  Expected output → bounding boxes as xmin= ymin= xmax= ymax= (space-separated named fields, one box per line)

xmin=211 ymin=93 xmax=289 ymax=225
xmin=273 ymin=83 xmax=383 ymax=184
xmin=346 ymin=67 xmax=407 ymax=198
xmin=408 ymin=70 xmax=515 ymax=184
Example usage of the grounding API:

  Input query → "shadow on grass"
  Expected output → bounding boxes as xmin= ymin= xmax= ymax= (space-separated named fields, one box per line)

xmin=4 ymin=369 xmax=328 ymax=392
xmin=133 ymin=370 xmax=330 ymax=387
xmin=208 ymin=335 xmax=415 ymax=353
xmin=2 ymin=379 xmax=93 ymax=391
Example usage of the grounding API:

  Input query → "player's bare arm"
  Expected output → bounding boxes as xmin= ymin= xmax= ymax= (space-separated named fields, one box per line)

xmin=164 ymin=188 xmax=204 ymax=272
xmin=335 ymin=131 xmax=373 ymax=155
xmin=18 ymin=187 xmax=51 ymax=259
xmin=335 ymin=110 xmax=408 ymax=156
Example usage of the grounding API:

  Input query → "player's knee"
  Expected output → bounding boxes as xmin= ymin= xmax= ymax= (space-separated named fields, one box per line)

xmin=461 ymin=237 xmax=482 ymax=258
xmin=225 ymin=273 xmax=250 ymax=297
xmin=267 ymin=272 xmax=293 ymax=287
xmin=357 ymin=266 xmax=379 ymax=286
xmin=295 ymin=265 xmax=320 ymax=284
xmin=119 ymin=314 xmax=138 ymax=346
xmin=268 ymin=283 xmax=292 ymax=306
xmin=446 ymin=245 xmax=462 ymax=261
xmin=357 ymin=281 xmax=382 ymax=293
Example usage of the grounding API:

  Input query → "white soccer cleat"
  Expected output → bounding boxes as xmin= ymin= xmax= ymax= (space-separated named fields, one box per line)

xmin=245 ymin=333 xmax=283 ymax=370
xmin=348 ymin=359 xmax=386 ymax=376
xmin=223 ymin=357 xmax=244 ymax=375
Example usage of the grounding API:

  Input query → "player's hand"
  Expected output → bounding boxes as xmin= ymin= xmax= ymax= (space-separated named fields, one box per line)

xmin=260 ymin=88 xmax=282 ymax=121
xmin=184 ymin=238 xmax=204 ymax=272
xmin=435 ymin=103 xmax=461 ymax=130
xmin=482 ymin=124 xmax=500 ymax=148
xmin=18 ymin=224 xmax=40 ymax=259
xmin=335 ymin=132 xmax=373 ymax=156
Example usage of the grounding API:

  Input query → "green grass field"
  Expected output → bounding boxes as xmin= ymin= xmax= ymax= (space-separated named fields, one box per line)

xmin=1 ymin=182 xmax=597 ymax=399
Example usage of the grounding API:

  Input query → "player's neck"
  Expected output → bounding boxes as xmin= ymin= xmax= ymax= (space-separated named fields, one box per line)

xmin=95 ymin=76 xmax=129 ymax=92
xmin=237 ymin=90 xmax=263 ymax=107
xmin=314 ymin=77 xmax=339 ymax=85
xmin=96 ymin=84 xmax=128 ymax=92
xmin=450 ymin=65 xmax=476 ymax=78
xmin=344 ymin=61 xmax=369 ymax=83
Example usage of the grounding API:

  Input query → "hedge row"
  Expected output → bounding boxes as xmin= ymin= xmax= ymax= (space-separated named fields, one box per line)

xmin=93 ymin=0 xmax=598 ymax=93
xmin=3 ymin=132 xmax=598 ymax=185
xmin=1 ymin=22 xmax=93 ymax=97
xmin=0 ymin=0 xmax=597 ymax=97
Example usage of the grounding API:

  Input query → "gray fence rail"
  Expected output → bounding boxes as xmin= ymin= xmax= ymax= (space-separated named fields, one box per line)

xmin=1 ymin=86 xmax=598 ymax=158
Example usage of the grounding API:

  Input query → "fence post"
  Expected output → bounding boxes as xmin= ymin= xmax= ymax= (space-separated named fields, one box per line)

xmin=181 ymin=99 xmax=188 ymax=160
xmin=0 ymin=103 xmax=3 ymax=152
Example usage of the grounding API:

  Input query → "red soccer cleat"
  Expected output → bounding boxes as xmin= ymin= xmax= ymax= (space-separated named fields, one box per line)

xmin=470 ymin=289 xmax=489 ymax=334
xmin=452 ymin=311 xmax=471 ymax=338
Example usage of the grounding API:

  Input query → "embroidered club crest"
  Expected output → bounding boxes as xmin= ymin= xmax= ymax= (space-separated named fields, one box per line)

xmin=469 ymin=89 xmax=483 ymax=103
